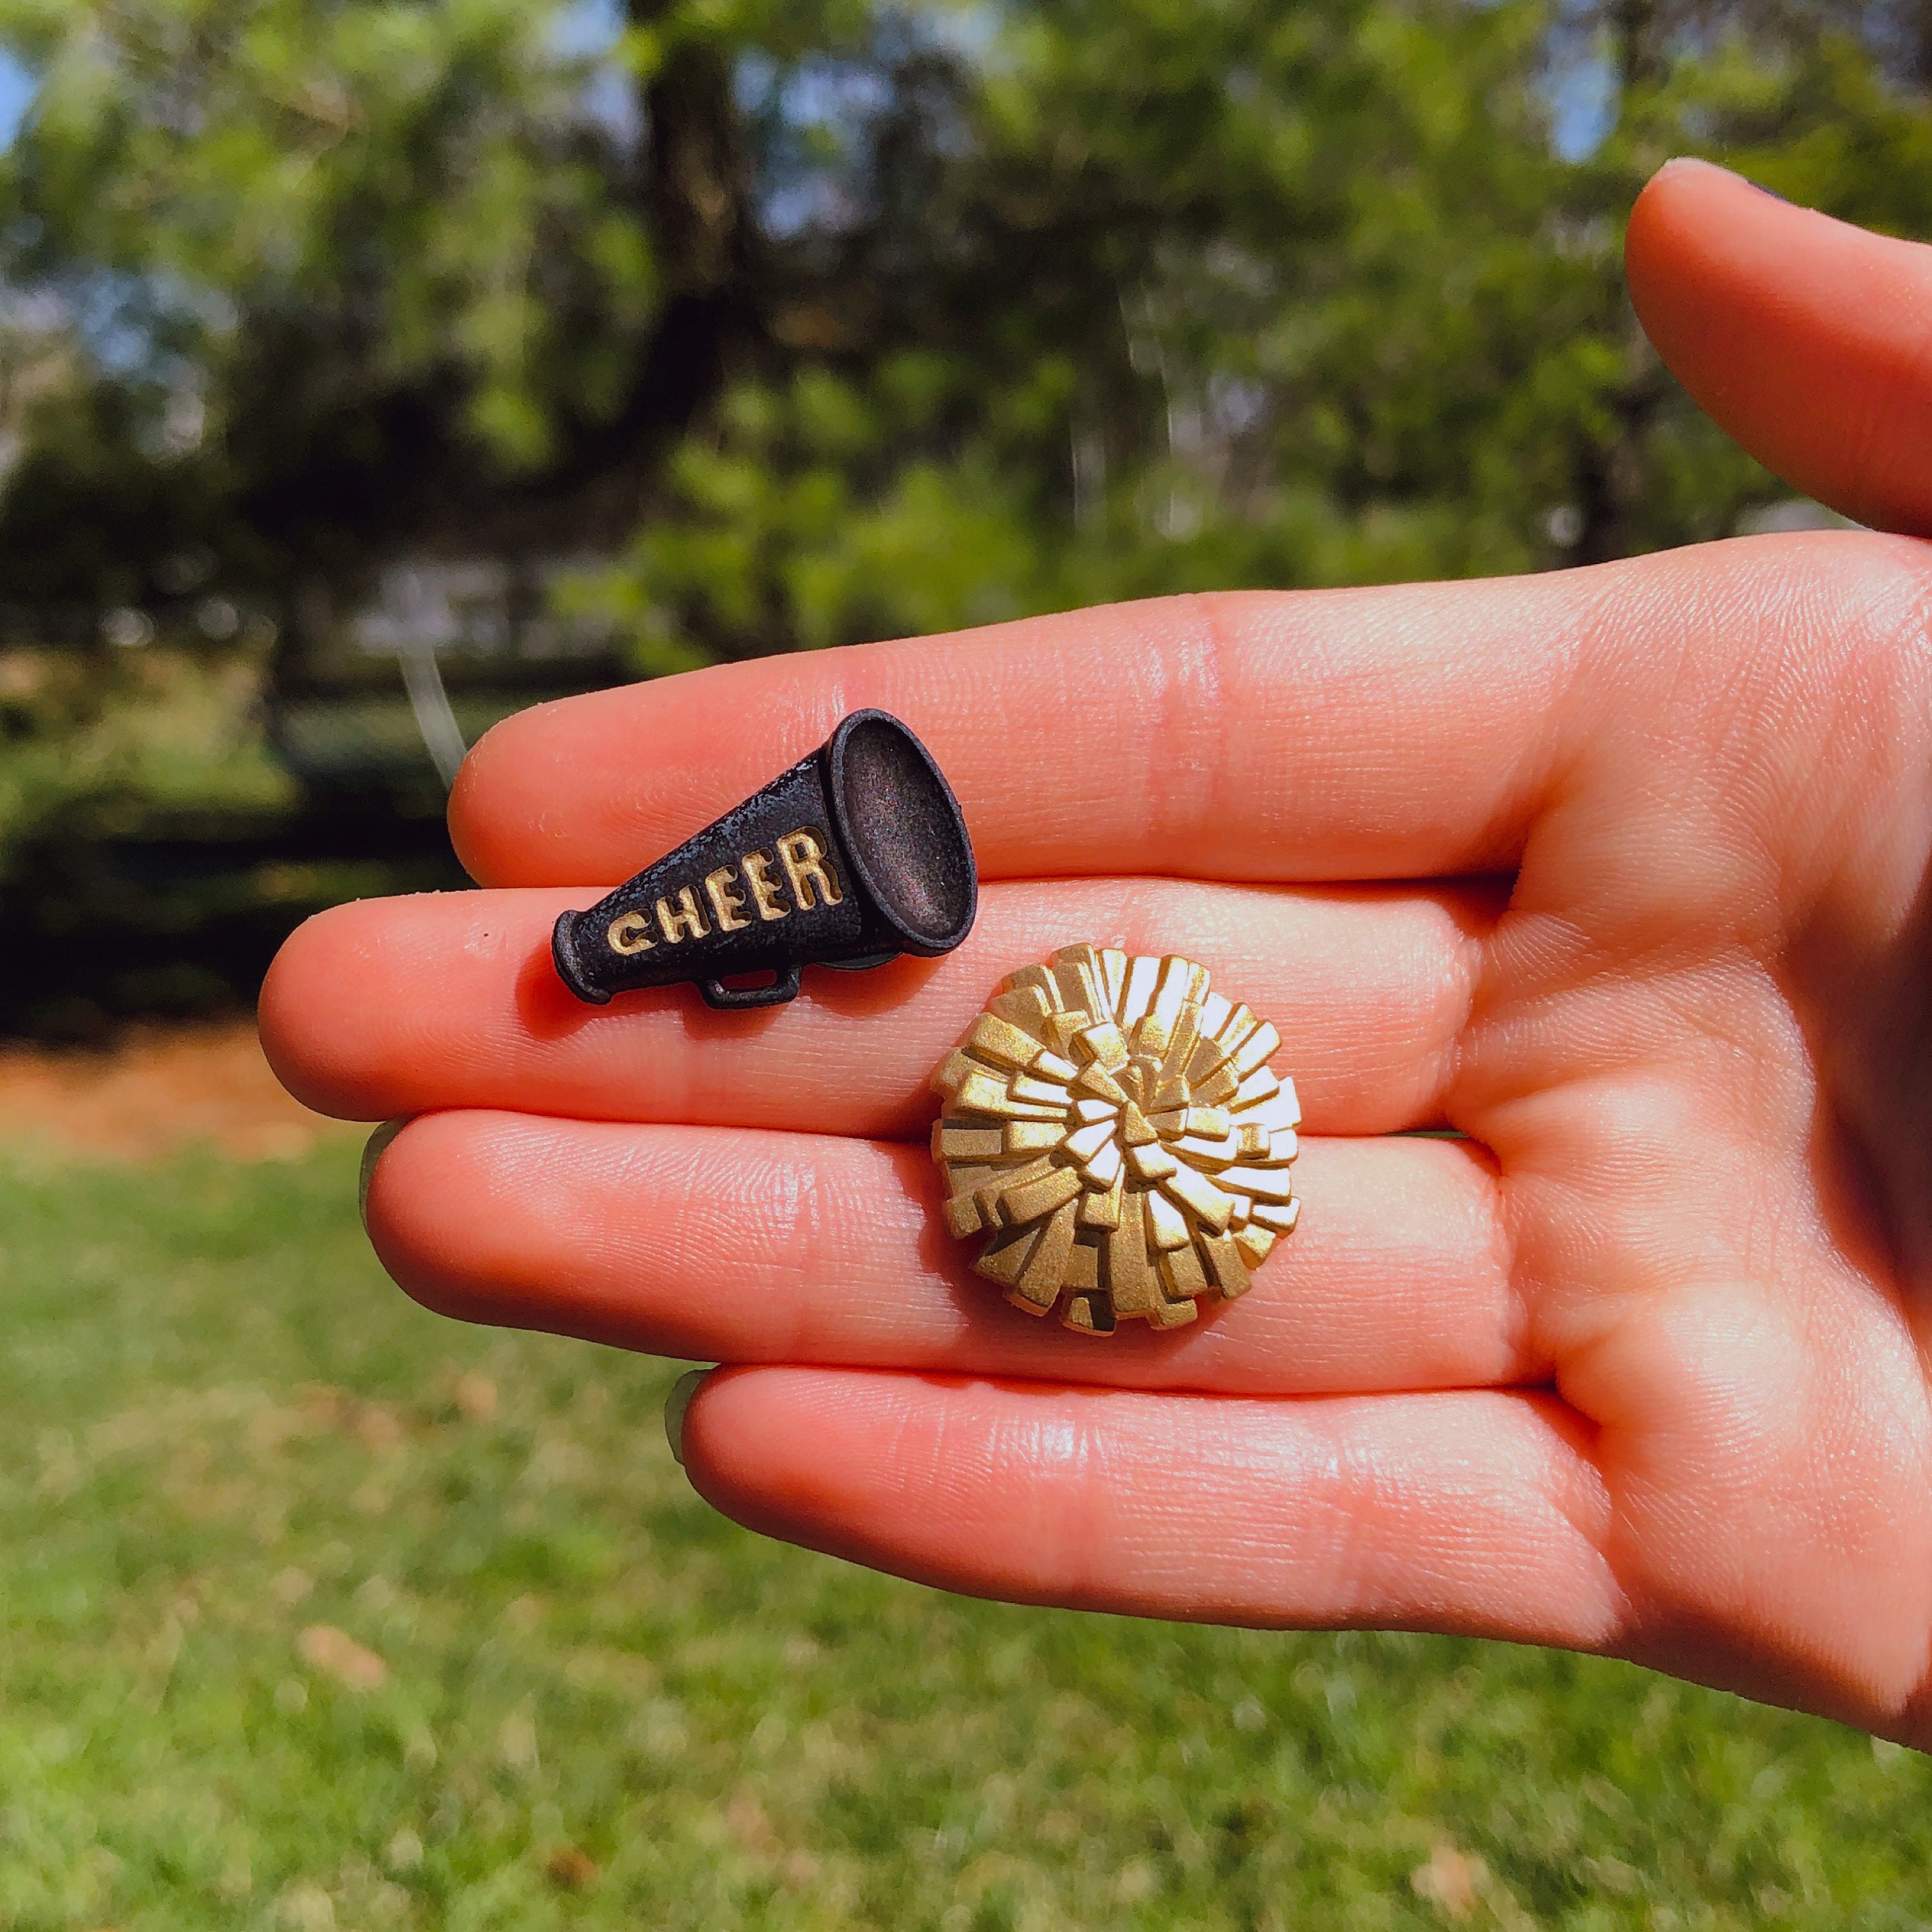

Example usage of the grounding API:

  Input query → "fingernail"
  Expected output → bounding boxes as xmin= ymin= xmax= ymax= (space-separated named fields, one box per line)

xmin=665 ymin=1368 xmax=709 ymax=1468
xmin=1655 ymin=155 xmax=1792 ymax=203
xmin=1654 ymin=153 xmax=1728 ymax=178
xmin=358 ymin=1118 xmax=412 ymax=1233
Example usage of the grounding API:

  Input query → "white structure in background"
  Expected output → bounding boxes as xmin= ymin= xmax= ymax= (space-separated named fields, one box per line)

xmin=1735 ymin=499 xmax=1861 ymax=536
xmin=349 ymin=558 xmax=617 ymax=786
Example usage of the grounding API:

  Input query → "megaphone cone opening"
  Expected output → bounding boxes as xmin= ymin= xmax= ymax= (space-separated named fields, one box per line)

xmin=827 ymin=711 xmax=977 ymax=956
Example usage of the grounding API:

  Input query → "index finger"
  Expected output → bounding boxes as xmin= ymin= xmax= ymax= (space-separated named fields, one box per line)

xmin=450 ymin=575 xmax=1593 ymax=889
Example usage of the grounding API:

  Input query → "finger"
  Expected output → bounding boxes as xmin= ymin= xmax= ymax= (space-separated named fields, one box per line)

xmin=260 ymin=875 xmax=1493 ymax=1135
xmin=363 ymin=1114 xmax=1530 ymax=1395
xmin=1627 ymin=156 xmax=1932 ymax=535
xmin=448 ymin=574 xmax=1594 ymax=887
xmin=676 ymin=1368 xmax=1620 ymax=1649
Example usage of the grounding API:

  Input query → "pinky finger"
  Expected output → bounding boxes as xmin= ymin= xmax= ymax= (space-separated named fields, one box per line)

xmin=677 ymin=1368 xmax=1625 ymax=1651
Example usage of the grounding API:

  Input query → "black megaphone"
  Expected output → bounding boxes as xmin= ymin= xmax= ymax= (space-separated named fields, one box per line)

xmin=551 ymin=709 xmax=977 ymax=1010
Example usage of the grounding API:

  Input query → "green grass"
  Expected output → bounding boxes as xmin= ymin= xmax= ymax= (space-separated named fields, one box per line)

xmin=0 ymin=1144 xmax=1929 ymax=1930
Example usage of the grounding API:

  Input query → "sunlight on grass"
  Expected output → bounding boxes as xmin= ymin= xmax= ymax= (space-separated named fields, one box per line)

xmin=0 ymin=1144 xmax=1925 ymax=1928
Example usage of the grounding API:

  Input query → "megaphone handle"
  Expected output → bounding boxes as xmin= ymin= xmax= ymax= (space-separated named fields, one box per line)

xmin=700 ymin=965 xmax=804 ymax=1010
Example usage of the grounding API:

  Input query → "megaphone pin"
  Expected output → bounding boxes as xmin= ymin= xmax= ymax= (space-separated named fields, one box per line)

xmin=551 ymin=709 xmax=978 ymax=1010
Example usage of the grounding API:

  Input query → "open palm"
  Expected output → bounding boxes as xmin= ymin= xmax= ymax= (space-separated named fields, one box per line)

xmin=261 ymin=162 xmax=1932 ymax=1743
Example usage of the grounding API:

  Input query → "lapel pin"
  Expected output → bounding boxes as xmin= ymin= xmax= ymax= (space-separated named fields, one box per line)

xmin=931 ymin=946 xmax=1298 ymax=1332
xmin=553 ymin=710 xmax=977 ymax=1010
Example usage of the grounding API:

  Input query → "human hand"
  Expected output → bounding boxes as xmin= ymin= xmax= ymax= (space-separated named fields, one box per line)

xmin=261 ymin=160 xmax=1932 ymax=1743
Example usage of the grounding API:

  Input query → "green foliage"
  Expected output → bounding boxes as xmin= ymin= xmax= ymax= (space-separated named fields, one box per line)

xmin=5 ymin=0 xmax=1932 ymax=667
xmin=0 ymin=1137 xmax=1929 ymax=1926
xmin=567 ymin=0 xmax=1932 ymax=663
xmin=0 ymin=0 xmax=1931 ymax=902
xmin=3 ymin=0 xmax=659 ymax=464
xmin=0 ymin=638 xmax=470 ymax=1040
xmin=0 ymin=640 xmax=289 ymax=851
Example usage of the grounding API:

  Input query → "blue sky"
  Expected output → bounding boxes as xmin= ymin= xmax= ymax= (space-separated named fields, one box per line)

xmin=1549 ymin=53 xmax=1618 ymax=161
xmin=0 ymin=50 xmax=30 ymax=149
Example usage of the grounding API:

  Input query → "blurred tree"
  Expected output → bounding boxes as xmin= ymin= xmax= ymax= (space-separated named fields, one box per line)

xmin=531 ymin=0 xmax=1932 ymax=654
xmin=0 ymin=0 xmax=1924 ymax=656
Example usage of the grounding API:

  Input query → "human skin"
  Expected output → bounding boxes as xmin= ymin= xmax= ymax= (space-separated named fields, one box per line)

xmin=261 ymin=158 xmax=1932 ymax=1745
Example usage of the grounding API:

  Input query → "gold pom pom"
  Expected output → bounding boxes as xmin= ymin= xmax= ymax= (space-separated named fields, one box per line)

xmin=929 ymin=946 xmax=1299 ymax=1333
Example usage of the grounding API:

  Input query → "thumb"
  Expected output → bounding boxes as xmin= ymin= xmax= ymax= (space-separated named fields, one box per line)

xmin=1626 ymin=156 xmax=1932 ymax=535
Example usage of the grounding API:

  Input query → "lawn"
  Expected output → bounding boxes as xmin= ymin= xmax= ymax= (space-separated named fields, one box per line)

xmin=0 ymin=1141 xmax=1927 ymax=1930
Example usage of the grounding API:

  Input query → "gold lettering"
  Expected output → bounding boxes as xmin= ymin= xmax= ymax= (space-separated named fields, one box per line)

xmin=704 ymin=866 xmax=751 ymax=932
xmin=742 ymin=849 xmax=789 ymax=922
xmin=607 ymin=911 xmax=656 ymax=955
xmin=778 ymin=828 xmax=844 ymax=911
xmin=654 ymin=887 xmax=710 ymax=945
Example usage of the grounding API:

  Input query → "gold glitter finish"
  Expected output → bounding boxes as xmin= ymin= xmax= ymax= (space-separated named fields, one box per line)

xmin=930 ymin=945 xmax=1300 ymax=1333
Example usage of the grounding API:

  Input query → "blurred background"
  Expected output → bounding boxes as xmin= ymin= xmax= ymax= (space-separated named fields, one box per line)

xmin=0 ymin=0 xmax=1911 ymax=1034
xmin=4 ymin=1 xmax=1932 ymax=1926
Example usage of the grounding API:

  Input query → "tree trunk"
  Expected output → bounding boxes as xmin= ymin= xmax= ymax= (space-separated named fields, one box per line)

xmin=1610 ymin=0 xmax=1665 ymax=91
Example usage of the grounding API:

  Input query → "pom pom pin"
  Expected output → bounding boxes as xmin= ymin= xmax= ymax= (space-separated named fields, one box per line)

xmin=931 ymin=947 xmax=1299 ymax=1332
